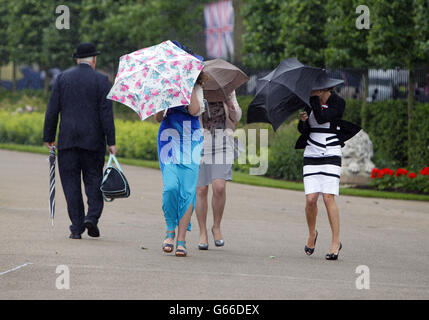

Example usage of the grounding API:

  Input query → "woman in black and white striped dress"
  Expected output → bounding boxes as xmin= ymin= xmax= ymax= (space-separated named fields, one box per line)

xmin=297 ymin=88 xmax=347 ymax=260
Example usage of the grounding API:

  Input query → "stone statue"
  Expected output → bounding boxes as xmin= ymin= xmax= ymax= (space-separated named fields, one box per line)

xmin=341 ymin=130 xmax=375 ymax=185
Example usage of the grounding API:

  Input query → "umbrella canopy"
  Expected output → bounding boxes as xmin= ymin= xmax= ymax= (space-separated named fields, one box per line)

xmin=49 ymin=147 xmax=56 ymax=226
xmin=247 ymin=58 xmax=344 ymax=131
xmin=247 ymin=58 xmax=322 ymax=131
xmin=107 ymin=40 xmax=204 ymax=120
xmin=203 ymin=58 xmax=249 ymax=102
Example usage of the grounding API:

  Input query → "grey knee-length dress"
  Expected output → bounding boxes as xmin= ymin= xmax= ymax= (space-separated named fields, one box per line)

xmin=197 ymin=101 xmax=234 ymax=186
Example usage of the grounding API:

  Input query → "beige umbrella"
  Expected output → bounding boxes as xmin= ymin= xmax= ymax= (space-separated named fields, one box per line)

xmin=203 ymin=58 xmax=249 ymax=102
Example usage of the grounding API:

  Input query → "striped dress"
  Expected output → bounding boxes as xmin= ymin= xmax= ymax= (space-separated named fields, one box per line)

xmin=303 ymin=104 xmax=342 ymax=196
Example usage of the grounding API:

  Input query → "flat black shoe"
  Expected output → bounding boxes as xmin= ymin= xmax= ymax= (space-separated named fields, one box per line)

xmin=84 ymin=220 xmax=100 ymax=238
xmin=304 ymin=230 xmax=318 ymax=256
xmin=69 ymin=233 xmax=81 ymax=239
xmin=325 ymin=242 xmax=342 ymax=260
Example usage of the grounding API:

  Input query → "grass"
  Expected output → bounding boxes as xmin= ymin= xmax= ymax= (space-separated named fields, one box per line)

xmin=1 ymin=143 xmax=429 ymax=202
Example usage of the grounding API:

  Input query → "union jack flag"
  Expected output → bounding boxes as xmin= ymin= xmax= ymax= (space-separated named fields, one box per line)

xmin=204 ymin=0 xmax=234 ymax=60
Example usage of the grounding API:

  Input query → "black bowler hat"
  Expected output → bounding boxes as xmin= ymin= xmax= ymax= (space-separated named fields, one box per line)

xmin=72 ymin=42 xmax=101 ymax=59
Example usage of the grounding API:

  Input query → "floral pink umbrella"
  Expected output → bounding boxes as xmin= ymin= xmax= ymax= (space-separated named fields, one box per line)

xmin=107 ymin=40 xmax=204 ymax=120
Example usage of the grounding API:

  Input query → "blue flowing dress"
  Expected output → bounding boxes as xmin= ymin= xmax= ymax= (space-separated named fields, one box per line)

xmin=157 ymin=106 xmax=203 ymax=231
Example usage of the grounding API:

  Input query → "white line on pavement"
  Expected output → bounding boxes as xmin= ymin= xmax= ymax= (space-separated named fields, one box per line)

xmin=0 ymin=263 xmax=33 ymax=277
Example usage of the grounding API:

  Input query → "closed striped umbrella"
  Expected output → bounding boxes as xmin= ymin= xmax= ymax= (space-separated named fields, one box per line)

xmin=49 ymin=147 xmax=56 ymax=226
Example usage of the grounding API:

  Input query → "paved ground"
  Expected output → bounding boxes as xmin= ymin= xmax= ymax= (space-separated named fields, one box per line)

xmin=0 ymin=149 xmax=428 ymax=300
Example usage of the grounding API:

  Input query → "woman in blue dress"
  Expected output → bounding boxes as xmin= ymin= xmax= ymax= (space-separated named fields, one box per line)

xmin=156 ymin=56 xmax=206 ymax=257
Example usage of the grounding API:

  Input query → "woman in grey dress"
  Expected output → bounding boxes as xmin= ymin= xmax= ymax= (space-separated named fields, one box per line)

xmin=195 ymin=90 xmax=242 ymax=250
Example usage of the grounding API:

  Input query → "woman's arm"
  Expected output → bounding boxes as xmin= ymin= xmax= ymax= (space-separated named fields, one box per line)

xmin=187 ymin=84 xmax=204 ymax=116
xmin=227 ymin=91 xmax=242 ymax=121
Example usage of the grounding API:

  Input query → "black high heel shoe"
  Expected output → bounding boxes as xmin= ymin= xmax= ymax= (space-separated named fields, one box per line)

xmin=325 ymin=242 xmax=342 ymax=260
xmin=304 ymin=230 xmax=318 ymax=256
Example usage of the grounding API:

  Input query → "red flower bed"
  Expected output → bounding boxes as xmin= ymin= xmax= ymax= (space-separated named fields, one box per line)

xmin=371 ymin=167 xmax=394 ymax=179
xmin=395 ymin=168 xmax=408 ymax=177
xmin=420 ymin=167 xmax=429 ymax=176
xmin=369 ymin=166 xmax=429 ymax=194
xmin=371 ymin=167 xmax=424 ymax=179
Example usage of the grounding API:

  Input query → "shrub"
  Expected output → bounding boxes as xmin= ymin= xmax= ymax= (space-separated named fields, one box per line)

xmin=363 ymin=100 xmax=409 ymax=168
xmin=0 ymin=111 xmax=44 ymax=145
xmin=409 ymin=103 xmax=429 ymax=169
xmin=343 ymin=99 xmax=362 ymax=126
xmin=236 ymin=95 xmax=254 ymax=127
xmin=0 ymin=90 xmax=49 ymax=112
xmin=266 ymin=120 xmax=303 ymax=181
xmin=115 ymin=120 xmax=159 ymax=160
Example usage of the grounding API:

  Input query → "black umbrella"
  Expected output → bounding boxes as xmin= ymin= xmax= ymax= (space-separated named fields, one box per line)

xmin=247 ymin=58 xmax=343 ymax=131
xmin=49 ymin=147 xmax=56 ymax=226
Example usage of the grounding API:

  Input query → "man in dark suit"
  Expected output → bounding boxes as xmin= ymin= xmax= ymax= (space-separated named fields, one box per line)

xmin=43 ymin=43 xmax=116 ymax=239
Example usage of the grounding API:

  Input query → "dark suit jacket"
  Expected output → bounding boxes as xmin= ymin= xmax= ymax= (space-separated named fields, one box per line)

xmin=43 ymin=63 xmax=115 ymax=153
xmin=295 ymin=92 xmax=360 ymax=149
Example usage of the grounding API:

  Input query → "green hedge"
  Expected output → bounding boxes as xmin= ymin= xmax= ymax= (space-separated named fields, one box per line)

xmin=115 ymin=120 xmax=159 ymax=160
xmin=331 ymin=99 xmax=429 ymax=169
xmin=409 ymin=103 xmax=429 ymax=169
xmin=0 ymin=110 xmax=159 ymax=161
xmin=360 ymin=100 xmax=429 ymax=169
xmin=236 ymin=95 xmax=254 ymax=127
xmin=0 ymin=111 xmax=45 ymax=145
xmin=266 ymin=120 xmax=303 ymax=181
xmin=363 ymin=100 xmax=409 ymax=168
xmin=342 ymin=99 xmax=362 ymax=127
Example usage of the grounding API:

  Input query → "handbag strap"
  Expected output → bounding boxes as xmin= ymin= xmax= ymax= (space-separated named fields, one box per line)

xmin=106 ymin=154 xmax=123 ymax=172
xmin=101 ymin=154 xmax=123 ymax=186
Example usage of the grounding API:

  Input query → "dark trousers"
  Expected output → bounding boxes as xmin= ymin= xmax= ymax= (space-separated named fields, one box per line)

xmin=58 ymin=148 xmax=105 ymax=234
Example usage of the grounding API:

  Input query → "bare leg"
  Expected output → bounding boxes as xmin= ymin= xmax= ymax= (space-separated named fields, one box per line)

xmin=211 ymin=179 xmax=226 ymax=241
xmin=323 ymin=193 xmax=341 ymax=253
xmin=305 ymin=193 xmax=319 ymax=248
xmin=177 ymin=203 xmax=194 ymax=250
xmin=196 ymin=185 xmax=209 ymax=244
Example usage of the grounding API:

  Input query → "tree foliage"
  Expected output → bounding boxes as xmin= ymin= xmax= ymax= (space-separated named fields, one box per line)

xmin=279 ymin=0 xmax=327 ymax=67
xmin=324 ymin=0 xmax=372 ymax=68
xmin=0 ymin=0 xmax=9 ymax=62
xmin=413 ymin=0 xmax=429 ymax=65
xmin=6 ymin=0 xmax=51 ymax=66
xmin=41 ymin=1 xmax=82 ymax=70
xmin=1 ymin=0 xmax=209 ymax=73
xmin=241 ymin=0 xmax=285 ymax=69
xmin=367 ymin=0 xmax=415 ymax=69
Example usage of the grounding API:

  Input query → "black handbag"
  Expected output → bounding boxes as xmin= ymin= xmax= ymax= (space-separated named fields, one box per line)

xmin=100 ymin=154 xmax=130 ymax=202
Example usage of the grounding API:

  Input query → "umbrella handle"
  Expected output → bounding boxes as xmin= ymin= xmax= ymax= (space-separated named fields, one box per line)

xmin=49 ymin=146 xmax=56 ymax=156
